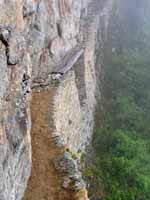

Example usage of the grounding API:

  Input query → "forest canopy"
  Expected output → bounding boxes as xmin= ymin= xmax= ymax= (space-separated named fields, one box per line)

xmin=83 ymin=1 xmax=150 ymax=199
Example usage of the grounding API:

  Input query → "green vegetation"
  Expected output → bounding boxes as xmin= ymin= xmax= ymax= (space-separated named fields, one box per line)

xmin=83 ymin=1 xmax=150 ymax=199
xmin=66 ymin=149 xmax=78 ymax=160
xmin=84 ymin=51 xmax=150 ymax=200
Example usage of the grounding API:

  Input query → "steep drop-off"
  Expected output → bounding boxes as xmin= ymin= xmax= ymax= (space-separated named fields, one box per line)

xmin=0 ymin=0 xmax=113 ymax=199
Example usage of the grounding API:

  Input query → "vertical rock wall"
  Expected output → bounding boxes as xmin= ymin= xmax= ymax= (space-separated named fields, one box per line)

xmin=0 ymin=0 xmax=113 ymax=199
xmin=0 ymin=2 xmax=31 ymax=199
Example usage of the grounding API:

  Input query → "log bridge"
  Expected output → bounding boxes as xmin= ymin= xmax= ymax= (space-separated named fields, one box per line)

xmin=51 ymin=46 xmax=84 ymax=75
xmin=32 ymin=46 xmax=84 ymax=88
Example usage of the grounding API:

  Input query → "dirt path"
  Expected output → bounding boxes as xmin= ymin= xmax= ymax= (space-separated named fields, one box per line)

xmin=24 ymin=87 xmax=72 ymax=200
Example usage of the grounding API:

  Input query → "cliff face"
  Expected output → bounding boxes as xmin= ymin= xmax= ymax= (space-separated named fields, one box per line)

xmin=0 ymin=0 xmax=113 ymax=199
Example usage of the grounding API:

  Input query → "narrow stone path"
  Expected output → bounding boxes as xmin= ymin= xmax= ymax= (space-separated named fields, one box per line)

xmin=24 ymin=85 xmax=88 ymax=200
xmin=24 ymin=87 xmax=71 ymax=200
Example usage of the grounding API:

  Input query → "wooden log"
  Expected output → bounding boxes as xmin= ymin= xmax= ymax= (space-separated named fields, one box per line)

xmin=52 ymin=47 xmax=84 ymax=74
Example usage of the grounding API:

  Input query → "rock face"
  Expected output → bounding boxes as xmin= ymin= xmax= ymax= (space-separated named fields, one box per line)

xmin=0 ymin=0 xmax=113 ymax=200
